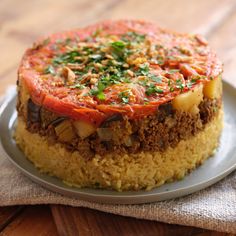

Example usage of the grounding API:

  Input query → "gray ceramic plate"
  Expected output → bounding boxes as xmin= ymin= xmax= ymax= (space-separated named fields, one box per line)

xmin=0 ymin=82 xmax=236 ymax=204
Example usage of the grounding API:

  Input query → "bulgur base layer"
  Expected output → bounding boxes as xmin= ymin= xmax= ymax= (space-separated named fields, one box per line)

xmin=15 ymin=109 xmax=223 ymax=191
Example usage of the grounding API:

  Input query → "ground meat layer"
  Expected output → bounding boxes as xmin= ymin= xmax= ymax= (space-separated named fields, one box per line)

xmin=17 ymin=92 xmax=222 ymax=159
xmin=15 ymin=109 xmax=223 ymax=191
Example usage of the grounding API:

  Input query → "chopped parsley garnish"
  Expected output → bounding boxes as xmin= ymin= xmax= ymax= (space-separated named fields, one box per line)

xmin=90 ymin=85 xmax=106 ymax=100
xmin=45 ymin=30 xmax=203 ymax=105
xmin=156 ymin=57 xmax=165 ymax=65
xmin=138 ymin=79 xmax=148 ymax=87
xmin=90 ymin=77 xmax=113 ymax=100
xmin=144 ymin=97 xmax=149 ymax=102
xmin=176 ymin=79 xmax=185 ymax=91
xmin=145 ymin=84 xmax=163 ymax=96
xmin=186 ymin=78 xmax=198 ymax=89
xmin=89 ymin=54 xmax=102 ymax=60
xmin=122 ymin=32 xmax=146 ymax=43
xmin=110 ymin=40 xmax=129 ymax=62
xmin=138 ymin=63 xmax=149 ymax=76
xmin=186 ymin=81 xmax=193 ymax=89
xmin=150 ymin=75 xmax=162 ymax=83
xmin=119 ymin=90 xmax=130 ymax=104
xmin=53 ymin=50 xmax=81 ymax=65
xmin=111 ymin=41 xmax=126 ymax=51
xmin=44 ymin=65 xmax=55 ymax=75
xmin=97 ymin=92 xmax=106 ymax=100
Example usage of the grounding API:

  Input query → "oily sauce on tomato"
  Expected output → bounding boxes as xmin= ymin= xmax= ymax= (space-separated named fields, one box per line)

xmin=18 ymin=20 xmax=223 ymax=126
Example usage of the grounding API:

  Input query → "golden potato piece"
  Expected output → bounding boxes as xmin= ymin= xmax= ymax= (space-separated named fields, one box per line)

xmin=172 ymin=84 xmax=203 ymax=114
xmin=55 ymin=120 xmax=76 ymax=142
xmin=203 ymin=76 xmax=222 ymax=99
xmin=73 ymin=120 xmax=96 ymax=139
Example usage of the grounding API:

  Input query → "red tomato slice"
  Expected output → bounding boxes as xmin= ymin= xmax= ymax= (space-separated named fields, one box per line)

xmin=18 ymin=20 xmax=223 ymax=125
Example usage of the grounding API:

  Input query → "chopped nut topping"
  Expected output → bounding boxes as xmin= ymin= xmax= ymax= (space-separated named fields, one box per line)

xmin=61 ymin=67 xmax=76 ymax=85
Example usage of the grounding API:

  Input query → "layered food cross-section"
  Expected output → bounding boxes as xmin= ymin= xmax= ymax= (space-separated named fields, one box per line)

xmin=15 ymin=20 xmax=223 ymax=191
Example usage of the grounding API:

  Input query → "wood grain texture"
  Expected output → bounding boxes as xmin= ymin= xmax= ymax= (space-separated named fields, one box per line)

xmin=0 ymin=206 xmax=58 ymax=236
xmin=0 ymin=206 xmax=24 ymax=232
xmin=1 ymin=0 xmax=236 ymax=95
xmin=50 ymin=205 xmax=232 ymax=236
xmin=0 ymin=0 xmax=121 ymax=94
xmin=208 ymin=11 xmax=236 ymax=86
xmin=105 ymin=0 xmax=236 ymax=35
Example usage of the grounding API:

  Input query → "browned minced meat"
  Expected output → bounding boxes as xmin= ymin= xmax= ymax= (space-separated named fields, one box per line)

xmin=17 ymin=95 xmax=222 ymax=158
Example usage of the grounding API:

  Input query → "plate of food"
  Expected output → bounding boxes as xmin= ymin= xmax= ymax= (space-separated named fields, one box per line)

xmin=0 ymin=20 xmax=235 ymax=204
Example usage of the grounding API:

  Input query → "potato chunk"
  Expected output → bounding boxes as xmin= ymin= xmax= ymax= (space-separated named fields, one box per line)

xmin=55 ymin=120 xmax=76 ymax=142
xmin=172 ymin=84 xmax=203 ymax=114
xmin=73 ymin=120 xmax=96 ymax=139
xmin=203 ymin=76 xmax=222 ymax=99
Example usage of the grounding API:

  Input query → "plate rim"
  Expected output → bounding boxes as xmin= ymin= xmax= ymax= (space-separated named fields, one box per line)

xmin=0 ymin=81 xmax=236 ymax=204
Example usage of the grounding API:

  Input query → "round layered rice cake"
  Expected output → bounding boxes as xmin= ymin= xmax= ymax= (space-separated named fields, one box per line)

xmin=15 ymin=20 xmax=223 ymax=191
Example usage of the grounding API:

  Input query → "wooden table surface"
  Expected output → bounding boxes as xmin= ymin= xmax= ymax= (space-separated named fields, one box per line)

xmin=0 ymin=0 xmax=235 ymax=235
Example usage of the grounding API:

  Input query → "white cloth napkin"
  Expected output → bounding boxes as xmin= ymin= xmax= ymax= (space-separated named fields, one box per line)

xmin=0 ymin=87 xmax=235 ymax=234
